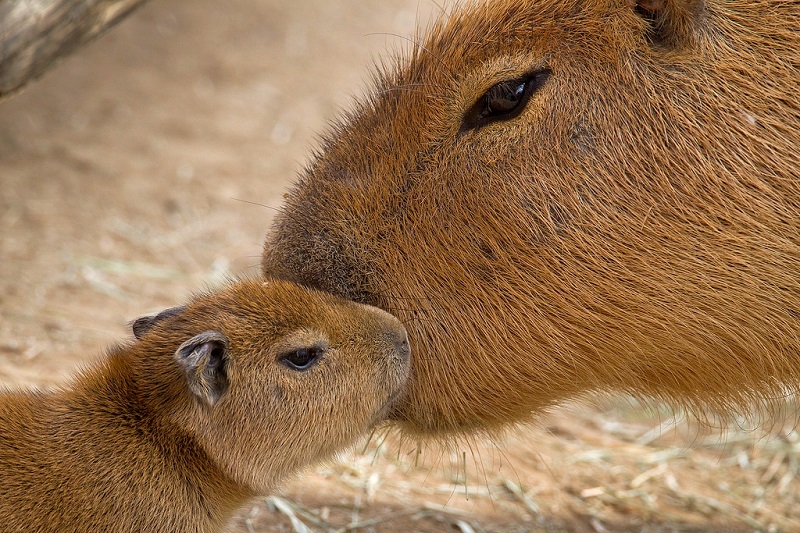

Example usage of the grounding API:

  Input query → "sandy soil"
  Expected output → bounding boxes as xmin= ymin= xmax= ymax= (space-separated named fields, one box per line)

xmin=1 ymin=1 xmax=797 ymax=531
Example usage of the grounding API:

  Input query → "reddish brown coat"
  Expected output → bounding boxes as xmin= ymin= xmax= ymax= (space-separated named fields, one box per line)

xmin=0 ymin=280 xmax=409 ymax=532
xmin=263 ymin=0 xmax=800 ymax=435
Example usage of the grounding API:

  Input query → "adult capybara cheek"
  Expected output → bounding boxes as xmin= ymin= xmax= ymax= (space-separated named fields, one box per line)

xmin=388 ymin=312 xmax=571 ymax=436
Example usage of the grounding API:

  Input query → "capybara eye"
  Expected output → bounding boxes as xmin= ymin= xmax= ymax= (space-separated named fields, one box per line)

xmin=460 ymin=69 xmax=551 ymax=133
xmin=486 ymin=80 xmax=526 ymax=114
xmin=280 ymin=347 xmax=322 ymax=371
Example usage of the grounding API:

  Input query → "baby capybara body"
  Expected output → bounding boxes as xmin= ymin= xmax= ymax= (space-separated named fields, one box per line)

xmin=0 ymin=280 xmax=409 ymax=532
xmin=263 ymin=0 xmax=800 ymax=434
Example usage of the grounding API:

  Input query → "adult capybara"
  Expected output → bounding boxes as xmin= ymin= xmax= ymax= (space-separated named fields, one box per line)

xmin=262 ymin=0 xmax=800 ymax=435
xmin=0 ymin=279 xmax=410 ymax=532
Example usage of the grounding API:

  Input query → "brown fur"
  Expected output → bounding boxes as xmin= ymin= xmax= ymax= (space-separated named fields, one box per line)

xmin=262 ymin=0 xmax=800 ymax=435
xmin=0 ymin=279 xmax=409 ymax=532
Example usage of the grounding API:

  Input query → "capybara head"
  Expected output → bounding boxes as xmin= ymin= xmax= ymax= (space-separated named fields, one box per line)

xmin=262 ymin=0 xmax=800 ymax=435
xmin=131 ymin=279 xmax=410 ymax=491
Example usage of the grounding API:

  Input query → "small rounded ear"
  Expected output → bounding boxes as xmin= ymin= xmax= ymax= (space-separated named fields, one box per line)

xmin=132 ymin=306 xmax=187 ymax=339
xmin=174 ymin=330 xmax=230 ymax=408
xmin=631 ymin=0 xmax=705 ymax=50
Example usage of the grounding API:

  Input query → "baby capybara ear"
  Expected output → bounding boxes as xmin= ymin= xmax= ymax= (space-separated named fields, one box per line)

xmin=631 ymin=0 xmax=704 ymax=49
xmin=131 ymin=306 xmax=187 ymax=339
xmin=174 ymin=330 xmax=230 ymax=408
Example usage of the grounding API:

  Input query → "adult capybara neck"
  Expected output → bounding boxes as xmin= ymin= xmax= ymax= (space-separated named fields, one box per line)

xmin=263 ymin=0 xmax=800 ymax=435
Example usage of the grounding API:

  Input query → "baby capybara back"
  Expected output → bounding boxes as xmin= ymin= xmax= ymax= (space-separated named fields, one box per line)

xmin=262 ymin=0 xmax=800 ymax=434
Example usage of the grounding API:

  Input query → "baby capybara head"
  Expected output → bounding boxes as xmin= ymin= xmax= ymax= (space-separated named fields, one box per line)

xmin=262 ymin=0 xmax=800 ymax=435
xmin=132 ymin=279 xmax=410 ymax=491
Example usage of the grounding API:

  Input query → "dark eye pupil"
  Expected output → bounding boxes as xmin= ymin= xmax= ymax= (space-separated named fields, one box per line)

xmin=282 ymin=348 xmax=319 ymax=370
xmin=460 ymin=69 xmax=551 ymax=134
xmin=485 ymin=81 xmax=526 ymax=114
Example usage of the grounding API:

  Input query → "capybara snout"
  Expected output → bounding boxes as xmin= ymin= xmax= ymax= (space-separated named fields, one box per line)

xmin=0 ymin=279 xmax=409 ymax=533
xmin=263 ymin=0 xmax=800 ymax=435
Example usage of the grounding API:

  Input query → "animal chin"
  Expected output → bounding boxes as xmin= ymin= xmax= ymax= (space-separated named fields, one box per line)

xmin=369 ymin=390 xmax=407 ymax=426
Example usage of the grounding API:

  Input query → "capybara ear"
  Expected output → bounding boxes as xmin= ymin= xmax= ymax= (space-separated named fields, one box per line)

xmin=631 ymin=0 xmax=705 ymax=49
xmin=131 ymin=306 xmax=187 ymax=339
xmin=174 ymin=330 xmax=230 ymax=408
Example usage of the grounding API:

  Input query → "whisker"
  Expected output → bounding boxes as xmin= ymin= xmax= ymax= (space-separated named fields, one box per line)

xmin=377 ymin=83 xmax=442 ymax=98
xmin=230 ymin=197 xmax=280 ymax=211
xmin=231 ymin=196 xmax=322 ymax=255
xmin=365 ymin=32 xmax=457 ymax=82
xmin=427 ymin=0 xmax=449 ymax=18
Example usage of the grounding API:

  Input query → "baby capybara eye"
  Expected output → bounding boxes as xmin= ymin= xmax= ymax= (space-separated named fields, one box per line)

xmin=461 ymin=68 xmax=551 ymax=132
xmin=279 ymin=347 xmax=323 ymax=371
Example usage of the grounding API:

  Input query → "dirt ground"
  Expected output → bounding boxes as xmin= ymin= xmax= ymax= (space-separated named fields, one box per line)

xmin=0 ymin=1 xmax=797 ymax=531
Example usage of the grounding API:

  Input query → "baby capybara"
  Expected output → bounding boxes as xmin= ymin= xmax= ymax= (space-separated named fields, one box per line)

xmin=0 ymin=279 xmax=410 ymax=532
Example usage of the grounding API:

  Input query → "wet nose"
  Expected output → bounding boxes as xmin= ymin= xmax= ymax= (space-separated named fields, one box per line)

xmin=393 ymin=328 xmax=411 ymax=362
xmin=375 ymin=313 xmax=411 ymax=364
xmin=363 ymin=304 xmax=410 ymax=362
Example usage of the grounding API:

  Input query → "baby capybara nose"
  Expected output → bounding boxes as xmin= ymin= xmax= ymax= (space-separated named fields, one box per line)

xmin=392 ymin=328 xmax=411 ymax=363
xmin=368 ymin=307 xmax=411 ymax=364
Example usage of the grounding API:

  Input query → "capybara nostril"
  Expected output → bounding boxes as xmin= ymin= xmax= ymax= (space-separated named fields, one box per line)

xmin=397 ymin=333 xmax=410 ymax=361
xmin=261 ymin=220 xmax=375 ymax=305
xmin=389 ymin=328 xmax=411 ymax=363
xmin=362 ymin=305 xmax=411 ymax=363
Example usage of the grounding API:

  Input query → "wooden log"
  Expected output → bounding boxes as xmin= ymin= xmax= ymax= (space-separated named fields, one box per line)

xmin=0 ymin=0 xmax=148 ymax=100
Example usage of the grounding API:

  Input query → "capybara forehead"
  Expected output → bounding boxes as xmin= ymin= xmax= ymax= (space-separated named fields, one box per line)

xmin=140 ymin=279 xmax=367 ymax=349
xmin=396 ymin=0 xmax=626 ymax=83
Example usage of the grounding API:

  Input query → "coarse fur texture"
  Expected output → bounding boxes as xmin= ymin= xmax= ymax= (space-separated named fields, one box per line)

xmin=262 ymin=0 xmax=800 ymax=435
xmin=0 ymin=279 xmax=410 ymax=532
